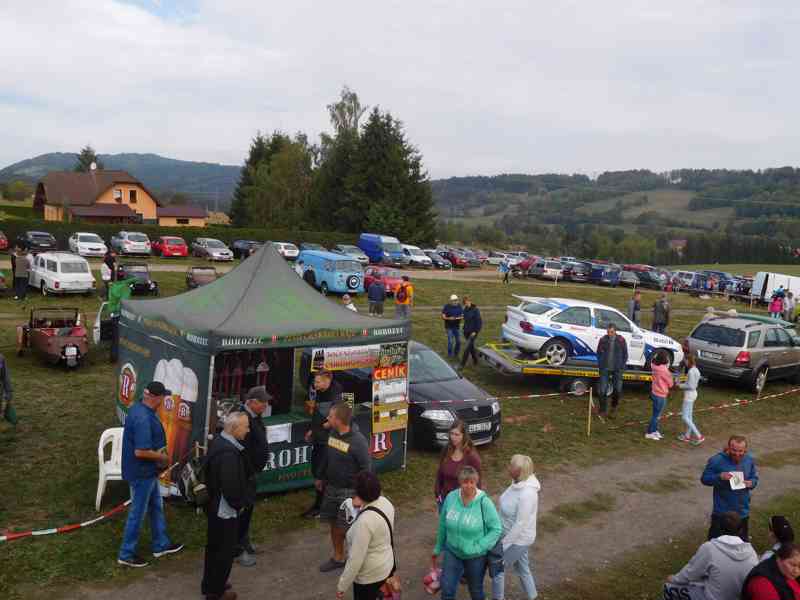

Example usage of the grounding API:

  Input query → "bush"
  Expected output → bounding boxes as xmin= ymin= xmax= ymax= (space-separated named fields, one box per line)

xmin=0 ymin=217 xmax=358 ymax=250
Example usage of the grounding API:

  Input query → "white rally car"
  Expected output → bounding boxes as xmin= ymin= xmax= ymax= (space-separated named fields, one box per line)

xmin=501 ymin=296 xmax=684 ymax=368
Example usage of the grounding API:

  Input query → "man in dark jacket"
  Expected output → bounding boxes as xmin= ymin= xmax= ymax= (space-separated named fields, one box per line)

xmin=653 ymin=293 xmax=670 ymax=334
xmin=302 ymin=369 xmax=343 ymax=518
xmin=460 ymin=296 xmax=483 ymax=368
xmin=596 ymin=324 xmax=628 ymax=418
xmin=367 ymin=278 xmax=386 ymax=316
xmin=316 ymin=402 xmax=371 ymax=572
xmin=235 ymin=386 xmax=271 ymax=567
xmin=202 ymin=412 xmax=251 ymax=600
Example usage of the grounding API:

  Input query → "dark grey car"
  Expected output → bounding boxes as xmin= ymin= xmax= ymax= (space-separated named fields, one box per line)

xmin=686 ymin=317 xmax=800 ymax=391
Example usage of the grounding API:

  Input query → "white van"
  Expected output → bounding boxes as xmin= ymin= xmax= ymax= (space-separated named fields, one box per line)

xmin=751 ymin=272 xmax=800 ymax=302
xmin=401 ymin=244 xmax=433 ymax=268
xmin=29 ymin=252 xmax=96 ymax=296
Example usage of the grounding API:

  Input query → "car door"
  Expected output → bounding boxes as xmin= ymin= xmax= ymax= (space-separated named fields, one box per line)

xmin=549 ymin=307 xmax=593 ymax=357
xmin=764 ymin=327 xmax=791 ymax=373
xmin=593 ymin=307 xmax=643 ymax=366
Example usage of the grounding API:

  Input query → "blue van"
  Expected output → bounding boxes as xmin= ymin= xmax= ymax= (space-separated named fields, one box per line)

xmin=357 ymin=233 xmax=408 ymax=266
xmin=296 ymin=250 xmax=364 ymax=295
xmin=589 ymin=263 xmax=621 ymax=287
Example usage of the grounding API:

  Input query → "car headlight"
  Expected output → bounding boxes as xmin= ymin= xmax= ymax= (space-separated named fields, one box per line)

xmin=420 ymin=409 xmax=455 ymax=427
xmin=491 ymin=401 xmax=500 ymax=415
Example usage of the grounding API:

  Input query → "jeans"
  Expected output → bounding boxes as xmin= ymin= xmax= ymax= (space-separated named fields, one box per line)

xmin=491 ymin=544 xmax=538 ymax=600
xmin=461 ymin=333 xmax=479 ymax=367
xmin=395 ymin=304 xmax=411 ymax=319
xmin=441 ymin=548 xmax=487 ymax=600
xmin=118 ymin=477 xmax=172 ymax=560
xmin=681 ymin=393 xmax=701 ymax=438
xmin=14 ymin=277 xmax=27 ymax=299
xmin=647 ymin=394 xmax=666 ymax=434
xmin=662 ymin=582 xmax=708 ymax=600
xmin=653 ymin=323 xmax=666 ymax=334
xmin=598 ymin=369 xmax=623 ymax=414
xmin=446 ymin=328 xmax=461 ymax=357
xmin=353 ymin=579 xmax=386 ymax=600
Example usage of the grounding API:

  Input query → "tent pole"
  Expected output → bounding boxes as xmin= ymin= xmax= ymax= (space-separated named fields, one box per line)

xmin=203 ymin=354 xmax=216 ymax=451
xmin=401 ymin=341 xmax=409 ymax=470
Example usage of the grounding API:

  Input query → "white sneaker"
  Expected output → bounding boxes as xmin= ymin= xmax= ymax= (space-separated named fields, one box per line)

xmin=644 ymin=432 xmax=659 ymax=440
xmin=653 ymin=432 xmax=663 ymax=439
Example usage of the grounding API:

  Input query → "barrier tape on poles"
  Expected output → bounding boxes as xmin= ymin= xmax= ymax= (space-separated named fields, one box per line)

xmin=0 ymin=499 xmax=131 ymax=543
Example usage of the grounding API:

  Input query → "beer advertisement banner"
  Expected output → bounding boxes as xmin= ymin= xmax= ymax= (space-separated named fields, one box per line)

xmin=309 ymin=344 xmax=381 ymax=372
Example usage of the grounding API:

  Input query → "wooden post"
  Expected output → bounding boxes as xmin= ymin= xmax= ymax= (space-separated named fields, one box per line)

xmin=587 ymin=387 xmax=593 ymax=437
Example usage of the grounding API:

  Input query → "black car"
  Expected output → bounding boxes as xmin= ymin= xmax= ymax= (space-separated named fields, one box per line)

xmin=231 ymin=239 xmax=263 ymax=259
xmin=117 ymin=263 xmax=159 ymax=296
xmin=424 ymin=249 xmax=452 ymax=269
xmin=300 ymin=341 xmax=501 ymax=449
xmin=17 ymin=231 xmax=57 ymax=253
xmin=618 ymin=270 xmax=640 ymax=287
xmin=637 ymin=270 xmax=666 ymax=290
xmin=563 ymin=262 xmax=589 ymax=283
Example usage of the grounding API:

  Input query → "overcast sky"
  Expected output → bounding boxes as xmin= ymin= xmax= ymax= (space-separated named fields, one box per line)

xmin=1 ymin=1 xmax=798 ymax=178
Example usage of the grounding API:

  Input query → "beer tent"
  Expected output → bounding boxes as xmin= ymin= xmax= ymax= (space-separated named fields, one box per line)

xmin=116 ymin=245 xmax=411 ymax=493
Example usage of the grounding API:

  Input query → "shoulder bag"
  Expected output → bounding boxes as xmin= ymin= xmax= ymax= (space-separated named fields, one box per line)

xmin=362 ymin=506 xmax=401 ymax=598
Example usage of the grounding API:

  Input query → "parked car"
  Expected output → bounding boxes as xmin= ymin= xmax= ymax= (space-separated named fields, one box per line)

xmin=618 ymin=270 xmax=640 ymax=288
xmin=636 ymin=270 xmax=666 ymax=290
xmin=457 ymin=249 xmax=482 ymax=268
xmin=151 ymin=236 xmax=188 ymax=258
xmin=501 ymin=295 xmax=684 ymax=367
xmin=273 ymin=241 xmax=299 ymax=260
xmin=402 ymin=244 xmax=433 ymax=268
xmin=297 ymin=250 xmax=364 ymax=295
xmin=301 ymin=341 xmax=501 ymax=449
xmin=589 ymin=264 xmax=621 ymax=287
xmin=0 ymin=231 xmax=8 ymax=251
xmin=117 ymin=263 xmax=159 ymax=296
xmin=18 ymin=308 xmax=88 ymax=367
xmin=686 ymin=317 xmax=800 ymax=391
xmin=17 ymin=231 xmax=57 ymax=253
xmin=230 ymin=239 xmax=263 ymax=259
xmin=363 ymin=266 xmax=404 ymax=296
xmin=68 ymin=232 xmax=108 ymax=257
xmin=528 ymin=259 xmax=563 ymax=280
xmin=424 ymin=249 xmax=451 ymax=269
xmin=191 ymin=238 xmax=233 ymax=261
xmin=357 ymin=233 xmax=408 ymax=265
xmin=186 ymin=266 xmax=219 ymax=289
xmin=332 ymin=244 xmax=369 ymax=266
xmin=29 ymin=252 xmax=96 ymax=296
xmin=486 ymin=251 xmax=509 ymax=266
xmin=438 ymin=249 xmax=470 ymax=269
xmin=299 ymin=242 xmax=327 ymax=252
xmin=515 ymin=255 xmax=539 ymax=273
xmin=110 ymin=231 xmax=151 ymax=256
xmin=562 ymin=261 xmax=590 ymax=283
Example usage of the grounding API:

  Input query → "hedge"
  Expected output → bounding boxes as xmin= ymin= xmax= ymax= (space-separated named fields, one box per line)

xmin=0 ymin=217 xmax=359 ymax=250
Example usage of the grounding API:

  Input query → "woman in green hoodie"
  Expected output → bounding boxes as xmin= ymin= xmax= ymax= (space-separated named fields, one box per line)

xmin=433 ymin=465 xmax=502 ymax=600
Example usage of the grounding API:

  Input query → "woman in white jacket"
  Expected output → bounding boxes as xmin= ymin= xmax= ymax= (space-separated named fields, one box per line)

xmin=491 ymin=454 xmax=540 ymax=600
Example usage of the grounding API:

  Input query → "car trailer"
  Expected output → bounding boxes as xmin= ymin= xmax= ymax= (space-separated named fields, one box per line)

xmin=478 ymin=342 xmax=685 ymax=396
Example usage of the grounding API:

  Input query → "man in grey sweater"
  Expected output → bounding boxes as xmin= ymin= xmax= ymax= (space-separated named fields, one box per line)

xmin=316 ymin=402 xmax=371 ymax=573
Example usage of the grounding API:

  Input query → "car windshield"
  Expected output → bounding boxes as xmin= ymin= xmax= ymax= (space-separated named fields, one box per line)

xmin=382 ymin=242 xmax=402 ymax=252
xmin=284 ymin=243 xmax=298 ymax=251
xmin=60 ymin=262 xmax=88 ymax=274
xmin=206 ymin=240 xmax=226 ymax=249
xmin=546 ymin=261 xmax=562 ymax=269
xmin=692 ymin=324 xmax=746 ymax=347
xmin=409 ymin=248 xmax=425 ymax=256
xmin=383 ymin=269 xmax=401 ymax=278
xmin=78 ymin=234 xmax=103 ymax=243
xmin=128 ymin=234 xmax=148 ymax=242
xmin=340 ymin=245 xmax=360 ymax=253
xmin=32 ymin=233 xmax=53 ymax=240
xmin=409 ymin=347 xmax=459 ymax=384
xmin=334 ymin=260 xmax=362 ymax=272
xmin=164 ymin=237 xmax=185 ymax=245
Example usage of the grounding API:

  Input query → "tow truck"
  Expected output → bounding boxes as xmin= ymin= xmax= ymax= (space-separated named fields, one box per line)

xmin=478 ymin=342 xmax=685 ymax=395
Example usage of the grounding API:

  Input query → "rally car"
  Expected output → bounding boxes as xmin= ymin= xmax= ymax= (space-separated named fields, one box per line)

xmin=501 ymin=296 xmax=684 ymax=368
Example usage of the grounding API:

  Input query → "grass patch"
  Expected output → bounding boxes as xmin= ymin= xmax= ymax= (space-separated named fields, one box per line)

xmin=617 ymin=476 xmax=694 ymax=495
xmin=542 ymin=489 xmax=800 ymax=600
xmin=539 ymin=493 xmax=616 ymax=535
xmin=758 ymin=449 xmax=800 ymax=469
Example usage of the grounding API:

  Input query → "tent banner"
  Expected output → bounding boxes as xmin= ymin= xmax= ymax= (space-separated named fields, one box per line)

xmin=310 ymin=344 xmax=381 ymax=372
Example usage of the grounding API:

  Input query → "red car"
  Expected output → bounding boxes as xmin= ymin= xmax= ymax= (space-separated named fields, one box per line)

xmin=438 ymin=250 xmax=470 ymax=269
xmin=364 ymin=266 xmax=404 ymax=296
xmin=152 ymin=236 xmax=188 ymax=257
xmin=0 ymin=231 xmax=8 ymax=251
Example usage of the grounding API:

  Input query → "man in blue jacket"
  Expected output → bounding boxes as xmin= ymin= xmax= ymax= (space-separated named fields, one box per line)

xmin=701 ymin=435 xmax=758 ymax=541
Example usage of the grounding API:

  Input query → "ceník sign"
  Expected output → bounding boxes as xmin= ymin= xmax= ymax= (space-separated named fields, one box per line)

xmin=115 ymin=246 xmax=411 ymax=495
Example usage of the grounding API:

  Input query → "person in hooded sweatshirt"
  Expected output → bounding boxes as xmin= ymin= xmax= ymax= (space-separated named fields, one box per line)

xmin=491 ymin=454 xmax=541 ymax=600
xmin=664 ymin=511 xmax=758 ymax=600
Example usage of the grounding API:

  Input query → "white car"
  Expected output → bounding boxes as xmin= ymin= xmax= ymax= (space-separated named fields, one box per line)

xmin=29 ymin=252 xmax=96 ymax=296
xmin=68 ymin=232 xmax=108 ymax=257
xmin=273 ymin=241 xmax=299 ymax=260
xmin=486 ymin=251 xmax=508 ymax=266
xmin=501 ymin=295 xmax=684 ymax=368
xmin=401 ymin=244 xmax=433 ymax=268
xmin=192 ymin=238 xmax=233 ymax=261
xmin=110 ymin=231 xmax=151 ymax=255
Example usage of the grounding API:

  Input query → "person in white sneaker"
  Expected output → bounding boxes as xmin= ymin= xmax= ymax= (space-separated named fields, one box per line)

xmin=678 ymin=354 xmax=704 ymax=445
xmin=646 ymin=353 xmax=674 ymax=440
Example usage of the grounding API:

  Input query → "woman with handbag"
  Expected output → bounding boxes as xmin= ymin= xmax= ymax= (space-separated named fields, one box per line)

xmin=337 ymin=471 xmax=398 ymax=600
xmin=491 ymin=455 xmax=540 ymax=600
xmin=433 ymin=465 xmax=502 ymax=600
xmin=435 ymin=420 xmax=482 ymax=512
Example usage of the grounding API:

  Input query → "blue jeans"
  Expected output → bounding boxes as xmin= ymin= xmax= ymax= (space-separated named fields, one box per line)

xmin=598 ymin=369 xmax=623 ymax=413
xmin=118 ymin=477 xmax=172 ymax=560
xmin=446 ymin=328 xmax=461 ymax=357
xmin=441 ymin=548 xmax=487 ymax=600
xmin=681 ymin=394 xmax=702 ymax=438
xmin=647 ymin=394 xmax=666 ymax=434
xmin=492 ymin=544 xmax=538 ymax=600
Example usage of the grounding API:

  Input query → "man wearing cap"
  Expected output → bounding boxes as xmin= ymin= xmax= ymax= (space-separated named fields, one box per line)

xmin=234 ymin=386 xmax=271 ymax=567
xmin=118 ymin=381 xmax=183 ymax=568
xmin=441 ymin=294 xmax=464 ymax=359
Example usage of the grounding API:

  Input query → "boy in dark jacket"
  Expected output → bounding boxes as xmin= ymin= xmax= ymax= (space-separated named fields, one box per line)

xmin=202 ymin=412 xmax=252 ymax=600
xmin=596 ymin=324 xmax=628 ymax=418
xmin=460 ymin=296 xmax=483 ymax=368
xmin=367 ymin=279 xmax=386 ymax=316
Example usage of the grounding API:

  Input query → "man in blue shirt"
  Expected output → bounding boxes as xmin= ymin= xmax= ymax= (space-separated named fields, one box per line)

xmin=701 ymin=435 xmax=759 ymax=541
xmin=118 ymin=381 xmax=183 ymax=567
xmin=441 ymin=294 xmax=464 ymax=359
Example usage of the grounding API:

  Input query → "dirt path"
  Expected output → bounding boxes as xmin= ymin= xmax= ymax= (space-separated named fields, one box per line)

xmin=63 ymin=423 xmax=800 ymax=600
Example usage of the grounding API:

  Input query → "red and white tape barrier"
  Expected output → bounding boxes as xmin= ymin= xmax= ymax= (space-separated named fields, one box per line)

xmin=0 ymin=499 xmax=131 ymax=543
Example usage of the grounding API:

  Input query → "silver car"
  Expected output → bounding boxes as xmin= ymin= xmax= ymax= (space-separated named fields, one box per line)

xmin=686 ymin=317 xmax=800 ymax=391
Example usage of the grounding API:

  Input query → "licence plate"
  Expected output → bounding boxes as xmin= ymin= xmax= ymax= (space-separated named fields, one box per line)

xmin=65 ymin=347 xmax=77 ymax=356
xmin=699 ymin=350 xmax=722 ymax=360
xmin=468 ymin=421 xmax=491 ymax=433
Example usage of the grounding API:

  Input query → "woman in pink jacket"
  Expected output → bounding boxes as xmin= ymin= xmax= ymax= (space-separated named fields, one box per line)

xmin=645 ymin=353 xmax=674 ymax=440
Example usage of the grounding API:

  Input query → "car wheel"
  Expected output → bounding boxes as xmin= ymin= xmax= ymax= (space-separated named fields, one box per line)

xmin=540 ymin=338 xmax=570 ymax=366
xmin=40 ymin=282 xmax=47 ymax=297
xmin=320 ymin=282 xmax=329 ymax=295
xmin=752 ymin=366 xmax=768 ymax=393
xmin=303 ymin=270 xmax=316 ymax=287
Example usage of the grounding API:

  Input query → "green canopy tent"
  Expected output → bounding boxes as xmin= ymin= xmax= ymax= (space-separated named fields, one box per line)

xmin=116 ymin=246 xmax=411 ymax=493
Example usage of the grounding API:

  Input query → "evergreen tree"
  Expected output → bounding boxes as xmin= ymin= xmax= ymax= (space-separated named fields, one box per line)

xmin=230 ymin=132 xmax=290 ymax=226
xmin=74 ymin=145 xmax=104 ymax=172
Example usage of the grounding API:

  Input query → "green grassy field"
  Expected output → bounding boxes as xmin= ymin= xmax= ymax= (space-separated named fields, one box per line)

xmin=1 ymin=273 xmax=798 ymax=598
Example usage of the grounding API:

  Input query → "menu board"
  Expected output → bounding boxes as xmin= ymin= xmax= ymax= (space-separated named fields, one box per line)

xmin=372 ymin=342 xmax=409 ymax=433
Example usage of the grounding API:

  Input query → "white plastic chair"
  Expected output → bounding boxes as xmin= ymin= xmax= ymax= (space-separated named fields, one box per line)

xmin=96 ymin=427 xmax=124 ymax=511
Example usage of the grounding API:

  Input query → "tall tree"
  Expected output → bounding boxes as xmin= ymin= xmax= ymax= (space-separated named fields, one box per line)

xmin=229 ymin=132 xmax=289 ymax=226
xmin=326 ymin=85 xmax=368 ymax=137
xmin=74 ymin=145 xmax=103 ymax=172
